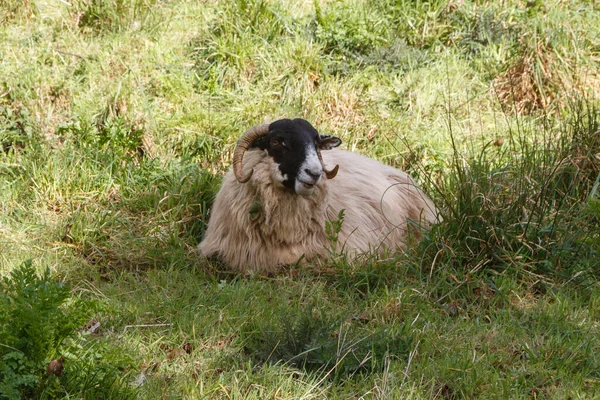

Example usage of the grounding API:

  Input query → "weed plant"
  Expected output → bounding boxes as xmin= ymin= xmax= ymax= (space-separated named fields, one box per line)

xmin=242 ymin=301 xmax=412 ymax=382
xmin=0 ymin=261 xmax=136 ymax=399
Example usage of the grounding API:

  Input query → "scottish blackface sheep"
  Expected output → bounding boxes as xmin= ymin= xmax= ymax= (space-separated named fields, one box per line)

xmin=199 ymin=118 xmax=437 ymax=273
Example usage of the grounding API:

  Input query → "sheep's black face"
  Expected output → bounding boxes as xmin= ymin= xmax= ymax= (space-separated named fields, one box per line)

xmin=252 ymin=119 xmax=341 ymax=196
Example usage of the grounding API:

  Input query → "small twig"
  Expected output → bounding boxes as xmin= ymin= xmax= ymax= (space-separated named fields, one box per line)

xmin=55 ymin=49 xmax=86 ymax=60
xmin=402 ymin=339 xmax=420 ymax=382
xmin=565 ymin=270 xmax=585 ymax=285
xmin=429 ymin=247 xmax=444 ymax=280
xmin=0 ymin=343 xmax=23 ymax=353
xmin=264 ymin=340 xmax=281 ymax=364
xmin=436 ymin=279 xmax=467 ymax=304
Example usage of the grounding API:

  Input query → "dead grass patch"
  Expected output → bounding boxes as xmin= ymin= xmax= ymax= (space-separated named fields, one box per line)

xmin=493 ymin=38 xmax=597 ymax=115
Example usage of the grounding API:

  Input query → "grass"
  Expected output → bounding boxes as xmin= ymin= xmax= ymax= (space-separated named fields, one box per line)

xmin=1 ymin=0 xmax=600 ymax=398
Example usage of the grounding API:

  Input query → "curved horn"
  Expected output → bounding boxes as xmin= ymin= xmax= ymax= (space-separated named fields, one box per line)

xmin=317 ymin=149 xmax=339 ymax=180
xmin=232 ymin=123 xmax=270 ymax=183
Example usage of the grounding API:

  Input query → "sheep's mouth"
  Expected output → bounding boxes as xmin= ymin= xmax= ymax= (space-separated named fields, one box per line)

xmin=298 ymin=180 xmax=316 ymax=189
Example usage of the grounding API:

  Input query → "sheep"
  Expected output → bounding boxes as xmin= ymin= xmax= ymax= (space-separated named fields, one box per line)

xmin=198 ymin=118 xmax=437 ymax=274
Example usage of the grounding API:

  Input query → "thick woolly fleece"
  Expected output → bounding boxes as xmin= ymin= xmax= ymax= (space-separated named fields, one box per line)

xmin=199 ymin=148 xmax=437 ymax=273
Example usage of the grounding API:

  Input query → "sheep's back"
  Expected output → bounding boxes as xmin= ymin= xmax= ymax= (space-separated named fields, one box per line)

xmin=322 ymin=150 xmax=436 ymax=253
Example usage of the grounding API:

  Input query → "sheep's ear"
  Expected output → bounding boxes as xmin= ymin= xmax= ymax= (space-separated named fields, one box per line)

xmin=318 ymin=135 xmax=342 ymax=150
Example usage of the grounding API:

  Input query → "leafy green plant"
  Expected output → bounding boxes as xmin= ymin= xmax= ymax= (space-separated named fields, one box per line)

xmin=325 ymin=209 xmax=345 ymax=256
xmin=0 ymin=260 xmax=136 ymax=399
xmin=0 ymin=261 xmax=87 ymax=398
xmin=57 ymin=114 xmax=145 ymax=158
xmin=0 ymin=102 xmax=38 ymax=154
xmin=96 ymin=116 xmax=145 ymax=157
xmin=0 ymin=261 xmax=83 ymax=398
xmin=313 ymin=1 xmax=388 ymax=57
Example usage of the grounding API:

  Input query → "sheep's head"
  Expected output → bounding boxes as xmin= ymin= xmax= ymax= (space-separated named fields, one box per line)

xmin=232 ymin=119 xmax=342 ymax=196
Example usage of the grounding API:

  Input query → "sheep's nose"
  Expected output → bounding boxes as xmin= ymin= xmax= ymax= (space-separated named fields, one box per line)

xmin=304 ymin=168 xmax=321 ymax=181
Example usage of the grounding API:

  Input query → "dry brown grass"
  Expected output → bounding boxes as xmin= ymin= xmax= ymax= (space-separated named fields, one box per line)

xmin=493 ymin=38 xmax=598 ymax=115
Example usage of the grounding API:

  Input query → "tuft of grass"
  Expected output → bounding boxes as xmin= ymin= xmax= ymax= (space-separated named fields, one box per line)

xmin=313 ymin=0 xmax=388 ymax=58
xmin=73 ymin=0 xmax=163 ymax=35
xmin=188 ymin=0 xmax=294 ymax=92
xmin=418 ymin=100 xmax=600 ymax=286
xmin=493 ymin=2 xmax=600 ymax=114
xmin=0 ymin=0 xmax=38 ymax=24
xmin=241 ymin=293 xmax=412 ymax=382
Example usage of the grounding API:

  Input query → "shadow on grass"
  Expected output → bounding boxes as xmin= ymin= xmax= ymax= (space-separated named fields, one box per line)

xmin=64 ymin=155 xmax=221 ymax=275
xmin=240 ymin=297 xmax=413 ymax=383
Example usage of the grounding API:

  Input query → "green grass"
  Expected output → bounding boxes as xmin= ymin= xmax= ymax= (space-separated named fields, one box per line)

xmin=1 ymin=0 xmax=600 ymax=398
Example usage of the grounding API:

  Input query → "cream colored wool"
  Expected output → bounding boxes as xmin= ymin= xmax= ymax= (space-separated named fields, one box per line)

xmin=199 ymin=148 xmax=437 ymax=273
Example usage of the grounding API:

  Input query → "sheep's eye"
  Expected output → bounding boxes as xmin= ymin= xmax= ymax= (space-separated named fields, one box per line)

xmin=272 ymin=139 xmax=286 ymax=148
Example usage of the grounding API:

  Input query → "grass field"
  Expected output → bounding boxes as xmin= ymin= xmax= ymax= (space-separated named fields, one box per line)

xmin=1 ymin=0 xmax=600 ymax=398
